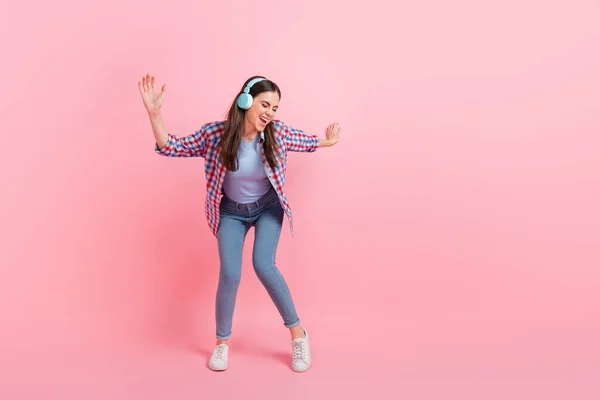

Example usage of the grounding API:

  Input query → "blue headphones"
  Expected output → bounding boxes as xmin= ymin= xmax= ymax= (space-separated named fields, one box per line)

xmin=237 ymin=77 xmax=266 ymax=110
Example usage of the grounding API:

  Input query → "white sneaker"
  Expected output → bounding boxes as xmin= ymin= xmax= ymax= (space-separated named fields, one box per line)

xmin=208 ymin=344 xmax=229 ymax=371
xmin=291 ymin=330 xmax=311 ymax=372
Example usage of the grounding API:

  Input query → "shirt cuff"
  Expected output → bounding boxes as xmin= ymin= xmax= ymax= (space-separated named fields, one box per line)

xmin=309 ymin=134 xmax=320 ymax=152
xmin=155 ymin=134 xmax=174 ymax=155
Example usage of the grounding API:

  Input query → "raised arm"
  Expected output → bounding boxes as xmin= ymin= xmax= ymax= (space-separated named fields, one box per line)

xmin=154 ymin=125 xmax=208 ymax=158
xmin=147 ymin=110 xmax=169 ymax=150
xmin=281 ymin=121 xmax=341 ymax=152
xmin=139 ymin=74 xmax=207 ymax=157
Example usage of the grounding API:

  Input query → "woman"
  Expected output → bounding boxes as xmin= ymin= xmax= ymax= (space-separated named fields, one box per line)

xmin=138 ymin=74 xmax=341 ymax=372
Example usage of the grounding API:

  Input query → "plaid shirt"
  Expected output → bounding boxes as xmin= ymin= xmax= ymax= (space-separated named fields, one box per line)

xmin=155 ymin=120 xmax=319 ymax=237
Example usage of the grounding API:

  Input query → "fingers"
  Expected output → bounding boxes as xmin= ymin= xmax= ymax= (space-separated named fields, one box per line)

xmin=327 ymin=122 xmax=341 ymax=143
xmin=140 ymin=73 xmax=155 ymax=92
xmin=326 ymin=122 xmax=341 ymax=135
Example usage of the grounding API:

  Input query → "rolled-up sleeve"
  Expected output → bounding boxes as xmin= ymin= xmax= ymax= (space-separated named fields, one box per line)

xmin=155 ymin=126 xmax=207 ymax=158
xmin=282 ymin=123 xmax=319 ymax=153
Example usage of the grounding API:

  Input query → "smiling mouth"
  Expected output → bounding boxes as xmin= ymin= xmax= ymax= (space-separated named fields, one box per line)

xmin=259 ymin=117 xmax=269 ymax=124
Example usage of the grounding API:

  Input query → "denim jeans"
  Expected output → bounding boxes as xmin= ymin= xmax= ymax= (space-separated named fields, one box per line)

xmin=215 ymin=186 xmax=301 ymax=340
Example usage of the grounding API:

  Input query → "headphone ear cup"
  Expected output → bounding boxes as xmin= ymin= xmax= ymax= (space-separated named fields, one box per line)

xmin=237 ymin=93 xmax=252 ymax=110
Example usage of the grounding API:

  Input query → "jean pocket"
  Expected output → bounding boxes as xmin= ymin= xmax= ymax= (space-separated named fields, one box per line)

xmin=220 ymin=199 xmax=237 ymax=214
xmin=264 ymin=195 xmax=282 ymax=211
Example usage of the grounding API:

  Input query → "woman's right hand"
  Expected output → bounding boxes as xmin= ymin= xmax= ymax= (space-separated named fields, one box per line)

xmin=138 ymin=74 xmax=166 ymax=113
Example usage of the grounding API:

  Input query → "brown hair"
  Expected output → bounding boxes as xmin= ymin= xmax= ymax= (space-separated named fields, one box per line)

xmin=218 ymin=76 xmax=282 ymax=171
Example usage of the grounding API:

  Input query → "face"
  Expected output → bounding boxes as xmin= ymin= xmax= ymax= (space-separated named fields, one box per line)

xmin=244 ymin=91 xmax=279 ymax=134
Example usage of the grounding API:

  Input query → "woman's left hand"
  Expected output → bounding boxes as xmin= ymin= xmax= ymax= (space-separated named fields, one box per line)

xmin=324 ymin=122 xmax=341 ymax=146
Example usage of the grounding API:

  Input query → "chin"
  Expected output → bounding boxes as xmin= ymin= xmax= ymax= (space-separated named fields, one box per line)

xmin=257 ymin=123 xmax=267 ymax=132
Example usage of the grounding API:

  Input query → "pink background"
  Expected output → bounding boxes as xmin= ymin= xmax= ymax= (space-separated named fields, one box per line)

xmin=2 ymin=0 xmax=599 ymax=398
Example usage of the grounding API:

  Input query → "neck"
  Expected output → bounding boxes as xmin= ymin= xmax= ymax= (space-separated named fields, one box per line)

xmin=242 ymin=120 xmax=259 ymax=142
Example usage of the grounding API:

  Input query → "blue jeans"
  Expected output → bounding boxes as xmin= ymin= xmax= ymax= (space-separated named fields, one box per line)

xmin=215 ymin=186 xmax=301 ymax=340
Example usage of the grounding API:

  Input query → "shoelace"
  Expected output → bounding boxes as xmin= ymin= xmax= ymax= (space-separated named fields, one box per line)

xmin=214 ymin=345 xmax=226 ymax=360
xmin=292 ymin=341 xmax=305 ymax=361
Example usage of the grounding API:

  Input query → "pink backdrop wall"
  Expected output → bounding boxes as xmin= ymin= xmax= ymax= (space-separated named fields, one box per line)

xmin=2 ymin=0 xmax=599 ymax=398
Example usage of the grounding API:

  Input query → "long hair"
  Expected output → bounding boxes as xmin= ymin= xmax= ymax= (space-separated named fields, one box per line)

xmin=218 ymin=76 xmax=282 ymax=171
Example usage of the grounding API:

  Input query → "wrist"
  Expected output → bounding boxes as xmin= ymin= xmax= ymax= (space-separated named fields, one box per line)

xmin=147 ymin=108 xmax=162 ymax=118
xmin=319 ymin=138 xmax=332 ymax=147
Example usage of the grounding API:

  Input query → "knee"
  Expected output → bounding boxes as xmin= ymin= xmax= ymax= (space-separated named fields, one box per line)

xmin=252 ymin=256 xmax=275 ymax=280
xmin=219 ymin=263 xmax=241 ymax=286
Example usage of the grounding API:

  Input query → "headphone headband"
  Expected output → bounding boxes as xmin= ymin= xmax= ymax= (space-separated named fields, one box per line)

xmin=242 ymin=77 xmax=266 ymax=94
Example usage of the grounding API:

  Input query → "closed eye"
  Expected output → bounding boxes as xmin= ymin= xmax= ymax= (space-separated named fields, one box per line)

xmin=262 ymin=102 xmax=278 ymax=112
